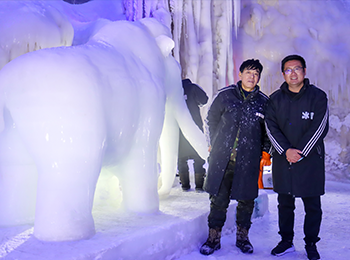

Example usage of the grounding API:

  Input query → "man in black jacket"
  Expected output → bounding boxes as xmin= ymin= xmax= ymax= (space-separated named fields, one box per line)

xmin=265 ymin=55 xmax=329 ymax=260
xmin=178 ymin=79 xmax=208 ymax=191
xmin=200 ymin=59 xmax=271 ymax=255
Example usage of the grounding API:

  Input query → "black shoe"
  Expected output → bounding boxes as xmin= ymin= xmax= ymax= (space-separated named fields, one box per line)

xmin=271 ymin=240 xmax=295 ymax=256
xmin=305 ymin=243 xmax=320 ymax=260
xmin=195 ymin=187 xmax=204 ymax=193
xmin=236 ymin=239 xmax=253 ymax=254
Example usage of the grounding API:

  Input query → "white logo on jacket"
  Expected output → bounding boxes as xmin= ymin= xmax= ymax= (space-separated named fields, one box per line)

xmin=302 ymin=111 xmax=314 ymax=120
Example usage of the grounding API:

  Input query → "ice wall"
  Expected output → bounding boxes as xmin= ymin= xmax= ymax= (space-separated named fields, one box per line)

xmin=236 ymin=0 xmax=350 ymax=106
xmin=234 ymin=0 xmax=350 ymax=182
xmin=0 ymin=1 xmax=74 ymax=69
xmin=325 ymin=115 xmax=350 ymax=182
xmin=51 ymin=0 xmax=125 ymax=46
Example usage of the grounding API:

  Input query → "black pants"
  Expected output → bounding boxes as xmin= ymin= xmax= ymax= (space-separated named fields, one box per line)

xmin=277 ymin=193 xmax=322 ymax=244
xmin=208 ymin=160 xmax=255 ymax=230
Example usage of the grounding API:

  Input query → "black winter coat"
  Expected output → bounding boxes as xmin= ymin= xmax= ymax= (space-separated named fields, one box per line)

xmin=204 ymin=82 xmax=270 ymax=200
xmin=178 ymin=79 xmax=208 ymax=159
xmin=265 ymin=79 xmax=329 ymax=197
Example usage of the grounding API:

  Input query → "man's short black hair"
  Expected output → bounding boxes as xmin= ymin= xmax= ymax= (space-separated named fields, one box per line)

xmin=281 ymin=54 xmax=306 ymax=72
xmin=239 ymin=59 xmax=263 ymax=75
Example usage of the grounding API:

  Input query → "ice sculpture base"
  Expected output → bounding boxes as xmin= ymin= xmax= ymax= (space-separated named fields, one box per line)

xmin=0 ymin=186 xmax=268 ymax=260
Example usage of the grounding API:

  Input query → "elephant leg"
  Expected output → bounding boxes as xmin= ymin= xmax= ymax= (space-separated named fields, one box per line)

xmin=0 ymin=124 xmax=37 ymax=226
xmin=158 ymin=107 xmax=179 ymax=197
xmin=93 ymin=168 xmax=122 ymax=210
xmin=34 ymin=159 xmax=101 ymax=241
xmin=11 ymin=106 xmax=105 ymax=241
xmin=116 ymin=132 xmax=160 ymax=214
xmin=0 ymin=134 xmax=37 ymax=226
xmin=0 ymin=164 xmax=37 ymax=226
xmin=113 ymin=86 xmax=164 ymax=213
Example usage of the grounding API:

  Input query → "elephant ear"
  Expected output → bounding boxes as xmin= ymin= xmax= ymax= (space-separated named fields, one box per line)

xmin=136 ymin=18 xmax=174 ymax=57
xmin=155 ymin=35 xmax=174 ymax=57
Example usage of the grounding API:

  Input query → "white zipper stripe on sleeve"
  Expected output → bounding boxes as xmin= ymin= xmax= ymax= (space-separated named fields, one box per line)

xmin=302 ymin=107 xmax=328 ymax=156
xmin=265 ymin=121 xmax=284 ymax=155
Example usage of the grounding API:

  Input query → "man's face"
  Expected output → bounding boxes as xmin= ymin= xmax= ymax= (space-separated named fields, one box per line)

xmin=282 ymin=60 xmax=306 ymax=91
xmin=239 ymin=68 xmax=260 ymax=92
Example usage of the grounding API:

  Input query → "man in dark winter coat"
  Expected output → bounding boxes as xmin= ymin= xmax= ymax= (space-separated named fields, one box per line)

xmin=265 ymin=54 xmax=329 ymax=260
xmin=178 ymin=79 xmax=208 ymax=191
xmin=200 ymin=59 xmax=271 ymax=256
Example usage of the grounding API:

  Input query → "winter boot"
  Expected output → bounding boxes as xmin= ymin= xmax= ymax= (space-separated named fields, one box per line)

xmin=200 ymin=227 xmax=222 ymax=255
xmin=194 ymin=173 xmax=205 ymax=192
xmin=178 ymin=172 xmax=190 ymax=191
xmin=305 ymin=242 xmax=320 ymax=260
xmin=236 ymin=226 xmax=253 ymax=254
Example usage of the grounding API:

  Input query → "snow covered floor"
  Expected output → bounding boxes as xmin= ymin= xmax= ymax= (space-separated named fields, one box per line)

xmin=0 ymin=180 xmax=349 ymax=260
xmin=178 ymin=180 xmax=350 ymax=260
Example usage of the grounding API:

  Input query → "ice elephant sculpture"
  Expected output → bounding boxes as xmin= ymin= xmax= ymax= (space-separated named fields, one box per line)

xmin=0 ymin=18 xmax=207 ymax=242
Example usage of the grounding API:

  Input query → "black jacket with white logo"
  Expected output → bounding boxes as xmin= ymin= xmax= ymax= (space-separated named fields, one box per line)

xmin=265 ymin=79 xmax=329 ymax=197
xmin=204 ymin=82 xmax=270 ymax=200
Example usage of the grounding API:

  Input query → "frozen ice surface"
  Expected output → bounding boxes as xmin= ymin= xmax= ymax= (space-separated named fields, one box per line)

xmin=0 ymin=180 xmax=349 ymax=260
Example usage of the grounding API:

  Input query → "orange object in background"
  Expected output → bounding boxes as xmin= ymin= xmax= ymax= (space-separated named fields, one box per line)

xmin=259 ymin=151 xmax=271 ymax=189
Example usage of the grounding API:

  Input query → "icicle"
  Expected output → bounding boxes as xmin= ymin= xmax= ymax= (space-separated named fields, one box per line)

xmin=157 ymin=0 xmax=169 ymax=12
xmin=233 ymin=0 xmax=241 ymax=38
xmin=196 ymin=0 xmax=213 ymax=109
xmin=345 ymin=68 xmax=349 ymax=104
xmin=143 ymin=0 xmax=151 ymax=18
xmin=225 ymin=0 xmax=234 ymax=85
xmin=123 ymin=0 xmax=133 ymax=21
xmin=133 ymin=0 xmax=143 ymax=20
xmin=211 ymin=0 xmax=235 ymax=91
xmin=181 ymin=0 xmax=199 ymax=81
xmin=192 ymin=0 xmax=201 ymax=37
xmin=169 ymin=0 xmax=183 ymax=62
